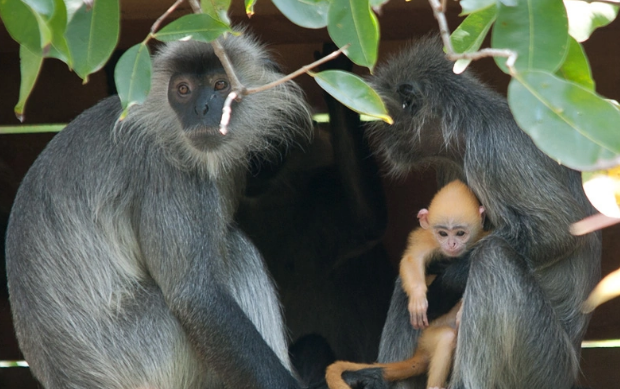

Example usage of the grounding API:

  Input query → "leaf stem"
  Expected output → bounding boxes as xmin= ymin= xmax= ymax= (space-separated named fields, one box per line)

xmin=427 ymin=0 xmax=517 ymax=74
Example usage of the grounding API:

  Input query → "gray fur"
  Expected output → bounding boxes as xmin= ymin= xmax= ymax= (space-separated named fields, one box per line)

xmin=6 ymin=33 xmax=312 ymax=389
xmin=368 ymin=36 xmax=601 ymax=389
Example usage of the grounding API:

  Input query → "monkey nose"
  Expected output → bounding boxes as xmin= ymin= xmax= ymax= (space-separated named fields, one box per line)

xmin=195 ymin=104 xmax=209 ymax=116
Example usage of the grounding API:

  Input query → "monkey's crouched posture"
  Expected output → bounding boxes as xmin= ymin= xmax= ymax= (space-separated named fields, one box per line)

xmin=339 ymin=36 xmax=601 ymax=389
xmin=6 ymin=33 xmax=313 ymax=389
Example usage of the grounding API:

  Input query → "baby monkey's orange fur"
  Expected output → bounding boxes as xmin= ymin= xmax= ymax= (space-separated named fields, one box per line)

xmin=326 ymin=180 xmax=486 ymax=389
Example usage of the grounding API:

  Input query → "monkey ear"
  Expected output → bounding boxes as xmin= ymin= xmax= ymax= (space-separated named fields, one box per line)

xmin=417 ymin=208 xmax=430 ymax=229
xmin=479 ymin=205 xmax=486 ymax=224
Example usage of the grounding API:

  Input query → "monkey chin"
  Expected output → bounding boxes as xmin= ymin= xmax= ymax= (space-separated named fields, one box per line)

xmin=184 ymin=126 xmax=226 ymax=150
xmin=442 ymin=248 xmax=466 ymax=258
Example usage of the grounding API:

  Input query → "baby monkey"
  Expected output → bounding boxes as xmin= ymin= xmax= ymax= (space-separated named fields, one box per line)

xmin=326 ymin=180 xmax=486 ymax=389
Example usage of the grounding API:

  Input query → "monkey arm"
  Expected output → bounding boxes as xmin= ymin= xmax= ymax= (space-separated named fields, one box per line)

xmin=400 ymin=228 xmax=438 ymax=329
xmin=138 ymin=179 xmax=299 ymax=389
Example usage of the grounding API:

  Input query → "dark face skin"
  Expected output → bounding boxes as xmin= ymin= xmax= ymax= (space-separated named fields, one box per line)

xmin=168 ymin=69 xmax=231 ymax=149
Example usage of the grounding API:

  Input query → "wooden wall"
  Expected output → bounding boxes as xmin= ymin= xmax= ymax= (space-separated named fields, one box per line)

xmin=1 ymin=1 xmax=620 ymax=388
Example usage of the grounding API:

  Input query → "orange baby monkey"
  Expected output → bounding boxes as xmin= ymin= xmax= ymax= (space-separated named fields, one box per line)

xmin=326 ymin=180 xmax=486 ymax=389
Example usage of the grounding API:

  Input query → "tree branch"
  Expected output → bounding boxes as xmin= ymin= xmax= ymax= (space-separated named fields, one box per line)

xmin=428 ymin=0 xmax=517 ymax=73
xmin=149 ymin=0 xmax=185 ymax=37
xmin=217 ymin=45 xmax=348 ymax=134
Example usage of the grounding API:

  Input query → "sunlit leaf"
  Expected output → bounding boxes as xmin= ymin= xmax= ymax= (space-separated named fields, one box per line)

xmin=450 ymin=4 xmax=496 ymax=72
xmin=565 ymin=0 xmax=619 ymax=42
xmin=65 ymin=0 xmax=119 ymax=82
xmin=508 ymin=70 xmax=620 ymax=171
xmin=460 ymin=0 xmax=495 ymax=15
xmin=0 ymin=0 xmax=42 ymax=54
xmin=245 ymin=0 xmax=257 ymax=17
xmin=555 ymin=37 xmax=594 ymax=91
xmin=115 ymin=43 xmax=152 ymax=116
xmin=492 ymin=0 xmax=568 ymax=73
xmin=272 ymin=0 xmax=330 ymax=29
xmin=582 ymin=267 xmax=620 ymax=313
xmin=15 ymin=45 xmax=43 ymax=122
xmin=155 ymin=13 xmax=231 ymax=42
xmin=327 ymin=0 xmax=379 ymax=69
xmin=201 ymin=0 xmax=231 ymax=25
xmin=313 ymin=70 xmax=392 ymax=124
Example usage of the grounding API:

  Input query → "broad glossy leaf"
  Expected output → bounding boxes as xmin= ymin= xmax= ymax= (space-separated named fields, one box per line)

xmin=155 ymin=14 xmax=231 ymax=42
xmin=314 ymin=70 xmax=392 ymax=124
xmin=115 ymin=43 xmax=152 ymax=116
xmin=508 ymin=70 xmax=620 ymax=170
xmin=15 ymin=45 xmax=43 ymax=122
xmin=245 ymin=0 xmax=257 ymax=17
xmin=0 ymin=0 xmax=42 ymax=54
xmin=555 ymin=37 xmax=594 ymax=91
xmin=272 ymin=0 xmax=329 ymax=29
xmin=451 ymin=4 xmax=496 ymax=73
xmin=460 ymin=0 xmax=495 ymax=15
xmin=565 ymin=0 xmax=619 ymax=42
xmin=47 ymin=0 xmax=71 ymax=65
xmin=492 ymin=0 xmax=568 ymax=73
xmin=328 ymin=0 xmax=379 ymax=69
xmin=201 ymin=0 xmax=231 ymax=25
xmin=66 ymin=0 xmax=119 ymax=81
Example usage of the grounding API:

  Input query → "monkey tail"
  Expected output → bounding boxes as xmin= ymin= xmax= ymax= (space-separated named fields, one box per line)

xmin=325 ymin=356 xmax=429 ymax=389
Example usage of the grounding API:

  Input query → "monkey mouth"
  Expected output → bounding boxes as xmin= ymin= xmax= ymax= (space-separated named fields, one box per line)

xmin=184 ymin=126 xmax=225 ymax=149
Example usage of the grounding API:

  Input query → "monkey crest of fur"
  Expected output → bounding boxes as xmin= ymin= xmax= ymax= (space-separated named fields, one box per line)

xmin=121 ymin=32 xmax=313 ymax=179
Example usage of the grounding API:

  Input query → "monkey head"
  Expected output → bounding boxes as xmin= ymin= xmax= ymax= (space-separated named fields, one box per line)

xmin=365 ymin=35 xmax=481 ymax=176
xmin=123 ymin=33 xmax=313 ymax=177
xmin=419 ymin=180 xmax=485 ymax=257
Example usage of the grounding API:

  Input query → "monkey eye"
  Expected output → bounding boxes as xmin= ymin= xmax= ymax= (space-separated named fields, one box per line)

xmin=438 ymin=231 xmax=448 ymax=237
xmin=177 ymin=83 xmax=191 ymax=96
xmin=214 ymin=80 xmax=229 ymax=91
xmin=456 ymin=230 xmax=466 ymax=237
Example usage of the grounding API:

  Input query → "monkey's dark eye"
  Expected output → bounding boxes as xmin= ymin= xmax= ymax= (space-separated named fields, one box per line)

xmin=456 ymin=231 xmax=466 ymax=237
xmin=438 ymin=231 xmax=448 ymax=237
xmin=214 ymin=80 xmax=229 ymax=91
xmin=178 ymin=83 xmax=191 ymax=96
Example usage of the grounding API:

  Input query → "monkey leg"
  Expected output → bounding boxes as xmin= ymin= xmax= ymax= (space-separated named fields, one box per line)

xmin=424 ymin=326 xmax=456 ymax=389
xmin=451 ymin=236 xmax=580 ymax=389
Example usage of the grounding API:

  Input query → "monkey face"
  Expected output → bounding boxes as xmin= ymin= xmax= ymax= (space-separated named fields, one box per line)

xmin=433 ymin=227 xmax=471 ymax=257
xmin=168 ymin=71 xmax=231 ymax=150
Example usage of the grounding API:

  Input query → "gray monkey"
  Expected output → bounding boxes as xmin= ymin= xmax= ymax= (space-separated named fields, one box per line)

xmin=337 ymin=36 xmax=601 ymax=389
xmin=6 ymin=33 xmax=313 ymax=389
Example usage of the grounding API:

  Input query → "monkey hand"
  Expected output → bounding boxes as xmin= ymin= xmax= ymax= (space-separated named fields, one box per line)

xmin=408 ymin=293 xmax=429 ymax=329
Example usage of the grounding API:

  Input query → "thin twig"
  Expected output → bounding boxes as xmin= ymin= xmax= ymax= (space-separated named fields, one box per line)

xmin=188 ymin=0 xmax=201 ymax=13
xmin=245 ymin=44 xmax=349 ymax=95
xmin=211 ymin=37 xmax=246 ymax=95
xmin=219 ymin=91 xmax=238 ymax=135
xmin=217 ymin=45 xmax=348 ymax=134
xmin=150 ymin=0 xmax=185 ymax=36
xmin=428 ymin=0 xmax=517 ymax=73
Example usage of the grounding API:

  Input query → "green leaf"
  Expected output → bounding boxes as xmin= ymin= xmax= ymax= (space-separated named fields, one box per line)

xmin=313 ymin=70 xmax=392 ymax=124
xmin=508 ymin=70 xmax=620 ymax=170
xmin=154 ymin=14 xmax=231 ymax=43
xmin=115 ymin=43 xmax=152 ymax=115
xmin=327 ymin=0 xmax=379 ymax=69
xmin=245 ymin=0 xmax=257 ymax=17
xmin=451 ymin=4 xmax=497 ymax=72
xmin=460 ymin=0 xmax=496 ymax=15
xmin=370 ymin=0 xmax=389 ymax=8
xmin=555 ymin=37 xmax=594 ymax=91
xmin=565 ymin=0 xmax=619 ymax=42
xmin=0 ymin=0 xmax=42 ymax=54
xmin=15 ymin=45 xmax=43 ymax=122
xmin=65 ymin=0 xmax=119 ymax=81
xmin=491 ymin=0 xmax=568 ymax=73
xmin=47 ymin=0 xmax=71 ymax=65
xmin=201 ymin=0 xmax=231 ymax=25
xmin=272 ymin=0 xmax=330 ymax=29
